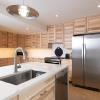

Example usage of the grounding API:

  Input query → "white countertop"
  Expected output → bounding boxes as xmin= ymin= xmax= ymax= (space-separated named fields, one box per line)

xmin=0 ymin=62 xmax=68 ymax=100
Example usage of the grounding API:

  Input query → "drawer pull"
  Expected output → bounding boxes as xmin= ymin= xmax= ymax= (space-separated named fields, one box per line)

xmin=40 ymin=90 xmax=48 ymax=96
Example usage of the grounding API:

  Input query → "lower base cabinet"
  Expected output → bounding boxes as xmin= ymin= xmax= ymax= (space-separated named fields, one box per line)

xmin=10 ymin=96 xmax=19 ymax=100
xmin=30 ymin=83 xmax=55 ymax=100
xmin=18 ymin=77 xmax=55 ymax=100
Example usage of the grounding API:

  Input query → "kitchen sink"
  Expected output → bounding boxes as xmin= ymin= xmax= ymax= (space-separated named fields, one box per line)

xmin=0 ymin=70 xmax=45 ymax=85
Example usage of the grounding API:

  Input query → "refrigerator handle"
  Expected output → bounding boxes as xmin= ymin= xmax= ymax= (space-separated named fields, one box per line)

xmin=84 ymin=44 xmax=86 ymax=65
xmin=82 ymin=43 xmax=84 ymax=66
xmin=83 ymin=43 xmax=86 ymax=84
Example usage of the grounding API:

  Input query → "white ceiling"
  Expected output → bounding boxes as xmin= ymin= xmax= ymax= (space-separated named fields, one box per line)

xmin=0 ymin=0 xmax=100 ymax=33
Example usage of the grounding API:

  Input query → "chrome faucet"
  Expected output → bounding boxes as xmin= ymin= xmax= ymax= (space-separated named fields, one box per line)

xmin=14 ymin=47 xmax=25 ymax=73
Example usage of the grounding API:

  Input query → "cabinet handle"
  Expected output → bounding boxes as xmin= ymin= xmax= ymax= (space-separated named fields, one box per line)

xmin=40 ymin=90 xmax=48 ymax=96
xmin=40 ymin=92 xmax=44 ymax=96
xmin=44 ymin=90 xmax=48 ymax=94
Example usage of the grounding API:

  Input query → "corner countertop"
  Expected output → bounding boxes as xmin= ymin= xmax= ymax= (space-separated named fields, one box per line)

xmin=0 ymin=62 xmax=68 ymax=100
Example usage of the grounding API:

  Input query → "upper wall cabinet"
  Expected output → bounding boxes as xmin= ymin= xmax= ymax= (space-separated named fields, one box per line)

xmin=17 ymin=34 xmax=25 ymax=48
xmin=41 ymin=32 xmax=48 ymax=48
xmin=55 ymin=24 xmax=64 ymax=42
xmin=64 ymin=22 xmax=73 ymax=49
xmin=0 ymin=58 xmax=8 ymax=66
xmin=8 ymin=33 xmax=18 ymax=48
xmin=25 ymin=35 xmax=33 ymax=48
xmin=74 ymin=17 xmax=87 ymax=35
xmin=47 ymin=25 xmax=55 ymax=43
xmin=25 ymin=34 xmax=41 ymax=48
xmin=87 ymin=15 xmax=100 ymax=33
xmin=0 ymin=31 xmax=7 ymax=48
xmin=35 ymin=34 xmax=41 ymax=48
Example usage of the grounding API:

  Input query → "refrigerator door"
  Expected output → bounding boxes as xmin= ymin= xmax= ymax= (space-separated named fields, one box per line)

xmin=84 ymin=34 xmax=100 ymax=89
xmin=72 ymin=36 xmax=84 ymax=86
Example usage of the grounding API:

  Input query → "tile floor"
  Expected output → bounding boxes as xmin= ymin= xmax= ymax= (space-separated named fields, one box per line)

xmin=69 ymin=84 xmax=100 ymax=100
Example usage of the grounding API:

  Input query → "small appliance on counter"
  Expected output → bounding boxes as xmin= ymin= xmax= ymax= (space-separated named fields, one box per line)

xmin=45 ymin=43 xmax=71 ymax=64
xmin=45 ymin=44 xmax=63 ymax=64
xmin=44 ymin=57 xmax=61 ymax=64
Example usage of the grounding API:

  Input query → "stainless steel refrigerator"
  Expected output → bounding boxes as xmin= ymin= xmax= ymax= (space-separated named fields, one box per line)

xmin=72 ymin=34 xmax=100 ymax=89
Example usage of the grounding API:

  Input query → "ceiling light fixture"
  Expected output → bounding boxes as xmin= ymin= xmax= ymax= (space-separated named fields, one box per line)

xmin=18 ymin=5 xmax=29 ymax=17
xmin=6 ymin=0 xmax=39 ymax=19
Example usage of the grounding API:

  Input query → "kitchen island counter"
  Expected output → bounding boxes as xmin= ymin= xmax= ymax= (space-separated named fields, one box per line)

xmin=0 ymin=62 xmax=68 ymax=100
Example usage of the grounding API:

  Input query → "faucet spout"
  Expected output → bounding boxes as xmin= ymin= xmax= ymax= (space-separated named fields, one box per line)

xmin=14 ymin=47 xmax=25 ymax=73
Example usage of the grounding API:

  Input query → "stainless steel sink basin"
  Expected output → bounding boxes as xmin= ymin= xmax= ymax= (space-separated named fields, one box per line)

xmin=0 ymin=70 xmax=45 ymax=85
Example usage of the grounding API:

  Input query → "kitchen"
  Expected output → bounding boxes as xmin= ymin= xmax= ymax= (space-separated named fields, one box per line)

xmin=0 ymin=0 xmax=100 ymax=100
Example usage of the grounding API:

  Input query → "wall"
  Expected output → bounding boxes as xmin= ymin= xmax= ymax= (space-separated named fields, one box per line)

xmin=0 ymin=48 xmax=15 ymax=58
xmin=26 ymin=48 xmax=53 ymax=58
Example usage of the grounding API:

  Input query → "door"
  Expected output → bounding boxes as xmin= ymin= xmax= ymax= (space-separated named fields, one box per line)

xmin=72 ymin=36 xmax=84 ymax=86
xmin=84 ymin=34 xmax=100 ymax=89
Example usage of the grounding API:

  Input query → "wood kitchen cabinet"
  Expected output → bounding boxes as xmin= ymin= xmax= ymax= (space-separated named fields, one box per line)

xmin=31 ymin=83 xmax=55 ymax=100
xmin=7 ymin=58 xmax=13 ymax=65
xmin=8 ymin=33 xmax=18 ymax=48
xmin=66 ymin=59 xmax=72 ymax=82
xmin=25 ymin=34 xmax=33 ymax=48
xmin=47 ymin=25 xmax=55 ymax=43
xmin=17 ymin=34 xmax=25 ymax=48
xmin=10 ymin=96 xmax=19 ymax=100
xmin=33 ymin=34 xmax=41 ymax=48
xmin=25 ymin=34 xmax=41 ymax=48
xmin=0 ymin=31 xmax=7 ymax=47
xmin=87 ymin=15 xmax=100 ymax=33
xmin=19 ymin=77 xmax=55 ymax=100
xmin=0 ymin=58 xmax=8 ymax=67
xmin=74 ymin=17 xmax=87 ymax=35
xmin=64 ymin=22 xmax=73 ymax=49
xmin=55 ymin=24 xmax=64 ymax=42
xmin=41 ymin=32 xmax=48 ymax=48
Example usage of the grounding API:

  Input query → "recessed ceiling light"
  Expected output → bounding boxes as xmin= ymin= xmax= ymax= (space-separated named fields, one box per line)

xmin=97 ymin=4 xmax=100 ymax=8
xmin=56 ymin=14 xmax=59 ymax=18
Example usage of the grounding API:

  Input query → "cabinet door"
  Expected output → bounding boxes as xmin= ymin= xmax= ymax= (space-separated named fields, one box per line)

xmin=10 ymin=96 xmax=19 ymax=100
xmin=41 ymin=32 xmax=48 ymax=48
xmin=43 ymin=86 xmax=55 ymax=100
xmin=0 ymin=58 xmax=8 ymax=67
xmin=34 ymin=34 xmax=41 ymax=48
xmin=7 ymin=58 xmax=13 ymax=65
xmin=17 ymin=34 xmax=25 ymax=48
xmin=87 ymin=15 xmax=100 ymax=33
xmin=13 ymin=34 xmax=18 ymax=48
xmin=47 ymin=25 xmax=55 ymax=43
xmin=8 ymin=33 xmax=18 ymax=48
xmin=55 ymin=24 xmax=63 ymax=42
xmin=25 ymin=35 xmax=33 ymax=48
xmin=0 ymin=31 xmax=7 ymax=47
xmin=74 ymin=17 xmax=87 ymax=35
xmin=31 ymin=85 xmax=55 ymax=100
xmin=66 ymin=59 xmax=72 ymax=81
xmin=64 ymin=22 xmax=73 ymax=49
